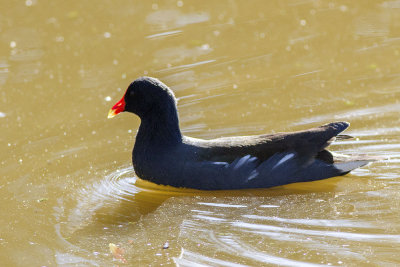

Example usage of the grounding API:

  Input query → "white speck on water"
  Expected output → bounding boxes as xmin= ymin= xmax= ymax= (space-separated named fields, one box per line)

xmin=92 ymin=130 xmax=96 ymax=135
xmin=113 ymin=59 xmax=118 ymax=65
xmin=232 ymin=84 xmax=238 ymax=89
xmin=7 ymin=143 xmax=11 ymax=147
xmin=300 ymin=19 xmax=307 ymax=26
xmin=128 ymin=129 xmax=132 ymax=133
xmin=103 ymin=32 xmax=111 ymax=38
xmin=152 ymin=3 xmax=158 ymax=10
xmin=55 ymin=36 xmax=64 ymax=42
xmin=121 ymin=73 xmax=126 ymax=79
xmin=177 ymin=0 xmax=183 ymax=7
xmin=10 ymin=41 xmax=16 ymax=48
xmin=340 ymin=5 xmax=348 ymax=12
xmin=105 ymin=96 xmax=112 ymax=102
xmin=25 ymin=0 xmax=33 ymax=6
xmin=0 ymin=112 xmax=6 ymax=118
xmin=201 ymin=44 xmax=210 ymax=50
xmin=19 ymin=159 xmax=23 ymax=163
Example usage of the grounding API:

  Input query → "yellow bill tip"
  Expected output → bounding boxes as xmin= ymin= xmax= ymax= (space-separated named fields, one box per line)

xmin=107 ymin=109 xmax=117 ymax=119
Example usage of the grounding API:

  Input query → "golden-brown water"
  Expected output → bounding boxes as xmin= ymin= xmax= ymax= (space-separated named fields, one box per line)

xmin=1 ymin=0 xmax=400 ymax=266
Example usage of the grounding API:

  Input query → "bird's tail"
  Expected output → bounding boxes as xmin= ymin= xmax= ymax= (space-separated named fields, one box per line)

xmin=334 ymin=160 xmax=371 ymax=174
xmin=332 ymin=153 xmax=382 ymax=175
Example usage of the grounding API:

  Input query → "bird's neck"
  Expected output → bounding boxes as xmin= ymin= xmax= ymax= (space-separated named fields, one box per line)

xmin=136 ymin=111 xmax=182 ymax=147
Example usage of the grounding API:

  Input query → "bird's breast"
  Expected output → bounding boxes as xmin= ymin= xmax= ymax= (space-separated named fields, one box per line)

xmin=132 ymin=146 xmax=184 ymax=186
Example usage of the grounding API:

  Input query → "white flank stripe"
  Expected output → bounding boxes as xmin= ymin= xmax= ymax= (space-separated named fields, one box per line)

xmin=274 ymin=153 xmax=295 ymax=167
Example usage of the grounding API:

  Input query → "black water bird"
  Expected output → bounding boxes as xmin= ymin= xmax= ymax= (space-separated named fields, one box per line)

xmin=108 ymin=77 xmax=373 ymax=190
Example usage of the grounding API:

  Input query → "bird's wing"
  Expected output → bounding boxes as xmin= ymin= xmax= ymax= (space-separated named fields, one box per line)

xmin=173 ymin=122 xmax=377 ymax=190
xmin=189 ymin=122 xmax=350 ymax=164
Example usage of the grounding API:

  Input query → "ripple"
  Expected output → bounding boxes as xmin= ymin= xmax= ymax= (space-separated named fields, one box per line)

xmin=146 ymin=9 xmax=209 ymax=31
xmin=62 ymin=166 xmax=200 ymax=235
xmin=197 ymin=202 xmax=247 ymax=208
xmin=354 ymin=12 xmax=390 ymax=37
xmin=241 ymin=215 xmax=373 ymax=228
xmin=292 ymin=103 xmax=400 ymax=126
xmin=233 ymin=222 xmax=400 ymax=242
xmin=156 ymin=59 xmax=216 ymax=73
xmin=9 ymin=48 xmax=44 ymax=61
xmin=146 ymin=30 xmax=182 ymax=39
xmin=171 ymin=193 xmax=400 ymax=265
xmin=88 ymin=166 xmax=139 ymax=201
xmin=174 ymin=250 xmax=249 ymax=267
xmin=154 ymin=46 xmax=213 ymax=67
xmin=176 ymin=225 xmax=328 ymax=267
xmin=0 ymin=59 xmax=9 ymax=85
xmin=63 ymin=166 xmax=170 ymax=234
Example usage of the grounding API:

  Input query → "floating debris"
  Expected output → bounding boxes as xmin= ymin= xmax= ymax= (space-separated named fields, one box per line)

xmin=109 ymin=243 xmax=127 ymax=263
xmin=162 ymin=242 xmax=169 ymax=249
xmin=37 ymin=198 xmax=48 ymax=203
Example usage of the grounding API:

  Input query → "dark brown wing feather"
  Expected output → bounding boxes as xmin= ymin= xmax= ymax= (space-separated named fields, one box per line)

xmin=192 ymin=122 xmax=350 ymax=164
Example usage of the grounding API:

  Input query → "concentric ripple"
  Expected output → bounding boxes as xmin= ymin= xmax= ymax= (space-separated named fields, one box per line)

xmin=61 ymin=165 xmax=193 ymax=236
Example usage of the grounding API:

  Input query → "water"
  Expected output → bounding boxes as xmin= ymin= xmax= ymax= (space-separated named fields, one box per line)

xmin=1 ymin=0 xmax=400 ymax=266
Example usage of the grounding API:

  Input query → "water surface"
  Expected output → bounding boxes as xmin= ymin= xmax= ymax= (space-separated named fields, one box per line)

xmin=1 ymin=1 xmax=400 ymax=266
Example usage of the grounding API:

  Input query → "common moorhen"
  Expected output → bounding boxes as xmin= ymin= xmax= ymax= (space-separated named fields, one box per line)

xmin=108 ymin=77 xmax=373 ymax=190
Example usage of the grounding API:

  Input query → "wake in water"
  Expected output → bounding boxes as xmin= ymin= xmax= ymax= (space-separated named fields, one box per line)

xmin=59 ymin=166 xmax=171 ymax=237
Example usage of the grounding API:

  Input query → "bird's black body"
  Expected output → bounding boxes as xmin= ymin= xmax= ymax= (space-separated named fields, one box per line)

xmin=112 ymin=77 xmax=372 ymax=190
